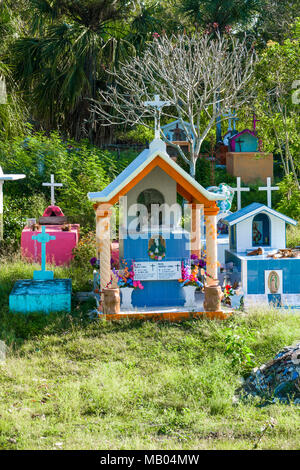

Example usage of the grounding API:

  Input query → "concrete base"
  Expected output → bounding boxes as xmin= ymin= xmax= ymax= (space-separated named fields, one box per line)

xmin=9 ymin=279 xmax=72 ymax=314
xmin=102 ymin=306 xmax=232 ymax=322
xmin=244 ymin=294 xmax=300 ymax=310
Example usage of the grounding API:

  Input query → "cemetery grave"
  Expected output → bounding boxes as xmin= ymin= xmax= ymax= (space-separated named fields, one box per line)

xmin=21 ymin=174 xmax=80 ymax=266
xmin=9 ymin=225 xmax=72 ymax=314
xmin=0 ymin=5 xmax=299 ymax=450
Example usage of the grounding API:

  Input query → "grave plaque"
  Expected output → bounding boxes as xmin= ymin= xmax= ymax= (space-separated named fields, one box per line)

xmin=157 ymin=261 xmax=182 ymax=280
xmin=134 ymin=261 xmax=181 ymax=281
xmin=134 ymin=262 xmax=158 ymax=281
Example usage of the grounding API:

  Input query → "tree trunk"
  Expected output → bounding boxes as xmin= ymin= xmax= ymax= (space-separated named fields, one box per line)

xmin=189 ymin=158 xmax=196 ymax=179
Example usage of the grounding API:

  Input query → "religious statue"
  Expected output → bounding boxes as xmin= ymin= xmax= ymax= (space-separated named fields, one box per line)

xmin=268 ymin=271 xmax=280 ymax=294
xmin=148 ymin=235 xmax=166 ymax=260
xmin=252 ymin=221 xmax=262 ymax=245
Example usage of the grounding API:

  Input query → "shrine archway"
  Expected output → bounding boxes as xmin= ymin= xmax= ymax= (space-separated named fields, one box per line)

xmin=252 ymin=213 xmax=271 ymax=246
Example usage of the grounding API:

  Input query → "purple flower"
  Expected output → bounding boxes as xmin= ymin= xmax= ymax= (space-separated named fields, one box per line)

xmin=90 ymin=257 xmax=98 ymax=266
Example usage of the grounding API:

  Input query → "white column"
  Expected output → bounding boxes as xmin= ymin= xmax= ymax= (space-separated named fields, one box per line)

xmin=205 ymin=209 xmax=218 ymax=285
xmin=191 ymin=203 xmax=202 ymax=258
xmin=96 ymin=205 xmax=112 ymax=296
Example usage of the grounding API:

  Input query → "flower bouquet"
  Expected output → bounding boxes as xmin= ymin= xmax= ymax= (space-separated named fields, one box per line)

xmin=115 ymin=263 xmax=144 ymax=290
xmin=114 ymin=263 xmax=144 ymax=310
xmin=179 ymin=264 xmax=204 ymax=289
xmin=222 ymin=284 xmax=234 ymax=306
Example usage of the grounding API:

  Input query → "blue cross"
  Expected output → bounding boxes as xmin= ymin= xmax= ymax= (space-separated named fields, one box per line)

xmin=32 ymin=226 xmax=56 ymax=280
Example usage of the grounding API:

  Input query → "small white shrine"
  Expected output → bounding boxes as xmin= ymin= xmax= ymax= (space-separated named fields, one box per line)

xmin=224 ymin=203 xmax=300 ymax=308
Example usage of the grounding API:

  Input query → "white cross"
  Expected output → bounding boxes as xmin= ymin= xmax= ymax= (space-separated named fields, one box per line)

xmin=259 ymin=177 xmax=279 ymax=208
xmin=0 ymin=165 xmax=26 ymax=240
xmin=223 ymin=109 xmax=238 ymax=132
xmin=232 ymin=177 xmax=250 ymax=211
xmin=144 ymin=94 xmax=171 ymax=139
xmin=42 ymin=174 xmax=63 ymax=206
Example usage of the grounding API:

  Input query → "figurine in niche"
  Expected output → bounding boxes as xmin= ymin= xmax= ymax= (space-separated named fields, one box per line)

xmin=252 ymin=221 xmax=262 ymax=245
xmin=148 ymin=235 xmax=166 ymax=260
xmin=137 ymin=188 xmax=165 ymax=228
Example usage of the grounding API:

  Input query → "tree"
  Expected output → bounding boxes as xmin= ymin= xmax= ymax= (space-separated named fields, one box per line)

xmin=93 ymin=32 xmax=256 ymax=177
xmin=255 ymin=23 xmax=300 ymax=190
xmin=0 ymin=3 xmax=27 ymax=139
xmin=10 ymin=0 xmax=138 ymax=143
xmin=179 ymin=0 xmax=262 ymax=32
xmin=252 ymin=0 xmax=300 ymax=45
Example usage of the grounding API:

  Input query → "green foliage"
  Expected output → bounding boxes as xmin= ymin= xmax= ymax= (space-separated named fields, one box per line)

xmin=0 ymin=131 xmax=132 ymax=244
xmin=116 ymin=125 xmax=154 ymax=144
xmin=179 ymin=0 xmax=262 ymax=32
xmin=251 ymin=1 xmax=300 ymax=45
xmin=254 ymin=29 xmax=300 ymax=189
xmin=8 ymin=0 xmax=164 ymax=142
xmin=222 ymin=325 xmax=257 ymax=372
xmin=71 ymin=231 xmax=96 ymax=269
xmin=2 ymin=193 xmax=47 ymax=250
xmin=276 ymin=174 xmax=300 ymax=220
xmin=286 ymin=224 xmax=300 ymax=249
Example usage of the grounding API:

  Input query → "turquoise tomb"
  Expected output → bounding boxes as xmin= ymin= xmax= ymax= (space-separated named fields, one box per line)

xmin=9 ymin=226 xmax=71 ymax=313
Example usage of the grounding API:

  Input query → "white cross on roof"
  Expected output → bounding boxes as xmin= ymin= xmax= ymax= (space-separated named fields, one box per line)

xmin=144 ymin=94 xmax=171 ymax=139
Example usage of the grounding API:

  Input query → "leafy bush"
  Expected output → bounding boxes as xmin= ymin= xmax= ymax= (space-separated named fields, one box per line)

xmin=2 ymin=193 xmax=47 ymax=251
xmin=71 ymin=231 xmax=96 ymax=269
xmin=0 ymin=131 xmax=134 ymax=244
xmin=116 ymin=125 xmax=153 ymax=144
xmin=286 ymin=224 xmax=300 ymax=248
xmin=276 ymin=174 xmax=300 ymax=220
xmin=222 ymin=325 xmax=257 ymax=374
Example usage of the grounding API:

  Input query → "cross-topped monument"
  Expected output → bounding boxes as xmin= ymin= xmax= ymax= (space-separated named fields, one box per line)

xmin=232 ymin=177 xmax=250 ymax=211
xmin=32 ymin=226 xmax=56 ymax=280
xmin=0 ymin=165 xmax=26 ymax=240
xmin=144 ymin=94 xmax=171 ymax=139
xmin=42 ymin=174 xmax=63 ymax=206
xmin=259 ymin=177 xmax=279 ymax=208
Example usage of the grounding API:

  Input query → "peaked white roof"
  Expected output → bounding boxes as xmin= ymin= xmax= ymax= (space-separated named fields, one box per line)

xmin=88 ymin=139 xmax=225 ymax=203
xmin=224 ymin=203 xmax=297 ymax=226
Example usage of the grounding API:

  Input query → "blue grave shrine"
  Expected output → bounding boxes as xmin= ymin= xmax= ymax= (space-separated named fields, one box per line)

xmin=88 ymin=138 xmax=226 ymax=310
xmin=9 ymin=226 xmax=71 ymax=313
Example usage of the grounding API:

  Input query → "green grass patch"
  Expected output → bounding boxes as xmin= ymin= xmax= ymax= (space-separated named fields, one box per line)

xmin=0 ymin=260 xmax=299 ymax=450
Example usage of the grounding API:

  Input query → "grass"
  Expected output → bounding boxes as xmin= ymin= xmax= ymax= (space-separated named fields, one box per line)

xmin=287 ymin=224 xmax=300 ymax=248
xmin=0 ymin=258 xmax=300 ymax=450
